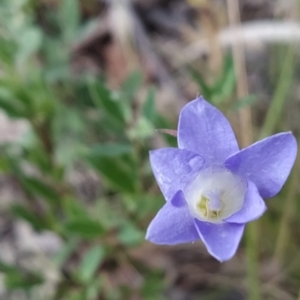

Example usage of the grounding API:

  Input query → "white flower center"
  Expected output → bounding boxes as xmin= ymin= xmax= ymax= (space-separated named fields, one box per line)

xmin=184 ymin=168 xmax=246 ymax=223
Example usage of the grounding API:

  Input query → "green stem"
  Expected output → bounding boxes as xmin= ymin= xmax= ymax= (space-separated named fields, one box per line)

xmin=259 ymin=45 xmax=296 ymax=139
xmin=245 ymin=44 xmax=296 ymax=300
xmin=246 ymin=221 xmax=261 ymax=300
xmin=273 ymin=156 xmax=299 ymax=266
xmin=245 ymin=43 xmax=297 ymax=300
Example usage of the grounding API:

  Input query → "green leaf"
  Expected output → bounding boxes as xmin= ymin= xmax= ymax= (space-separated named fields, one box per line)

xmin=188 ymin=67 xmax=212 ymax=99
xmin=210 ymin=55 xmax=236 ymax=104
xmin=188 ymin=55 xmax=236 ymax=104
xmin=143 ymin=86 xmax=156 ymax=122
xmin=88 ymin=143 xmax=132 ymax=157
xmin=134 ymin=194 xmax=164 ymax=219
xmin=5 ymin=271 xmax=44 ymax=290
xmin=59 ymin=0 xmax=80 ymax=42
xmin=66 ymin=291 xmax=84 ymax=300
xmin=128 ymin=117 xmax=155 ymax=139
xmin=0 ymin=37 xmax=16 ymax=66
xmin=87 ymin=155 xmax=137 ymax=194
xmin=54 ymin=238 xmax=79 ymax=267
xmin=122 ymin=71 xmax=143 ymax=101
xmin=0 ymin=100 xmax=25 ymax=118
xmin=0 ymin=156 xmax=10 ymax=173
xmin=0 ymin=260 xmax=16 ymax=273
xmin=0 ymin=88 xmax=27 ymax=118
xmin=10 ymin=204 xmax=47 ymax=231
xmin=63 ymin=197 xmax=89 ymax=219
xmin=30 ymin=152 xmax=52 ymax=174
xmin=212 ymin=55 xmax=235 ymax=93
xmin=87 ymin=79 xmax=125 ymax=125
xmin=141 ymin=271 xmax=165 ymax=300
xmin=17 ymin=27 xmax=42 ymax=63
xmin=85 ymin=143 xmax=137 ymax=193
xmin=22 ymin=140 xmax=52 ymax=172
xmin=20 ymin=177 xmax=60 ymax=205
xmin=84 ymin=279 xmax=103 ymax=300
xmin=78 ymin=245 xmax=105 ymax=283
xmin=64 ymin=218 xmax=105 ymax=239
xmin=118 ymin=223 xmax=144 ymax=246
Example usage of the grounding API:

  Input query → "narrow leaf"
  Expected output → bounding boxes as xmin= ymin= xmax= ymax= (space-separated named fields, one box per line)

xmin=143 ymin=86 xmax=156 ymax=122
xmin=59 ymin=0 xmax=80 ymax=42
xmin=188 ymin=67 xmax=212 ymax=99
xmin=87 ymin=79 xmax=124 ymax=124
xmin=122 ymin=71 xmax=143 ymax=101
xmin=118 ymin=223 xmax=144 ymax=246
xmin=64 ymin=218 xmax=105 ymax=239
xmin=10 ymin=204 xmax=47 ymax=231
xmin=5 ymin=271 xmax=43 ymax=290
xmin=88 ymin=143 xmax=132 ymax=157
xmin=87 ymin=155 xmax=137 ymax=194
xmin=78 ymin=246 xmax=105 ymax=283
xmin=21 ymin=177 xmax=60 ymax=204
xmin=54 ymin=238 xmax=79 ymax=267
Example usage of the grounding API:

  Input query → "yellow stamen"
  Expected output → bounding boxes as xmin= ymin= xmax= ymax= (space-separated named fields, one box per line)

xmin=197 ymin=195 xmax=222 ymax=220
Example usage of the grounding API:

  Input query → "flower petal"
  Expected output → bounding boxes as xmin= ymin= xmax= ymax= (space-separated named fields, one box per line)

xmin=178 ymin=97 xmax=239 ymax=164
xmin=225 ymin=181 xmax=267 ymax=223
xmin=194 ymin=220 xmax=244 ymax=262
xmin=146 ymin=191 xmax=199 ymax=245
xmin=150 ymin=148 xmax=205 ymax=201
xmin=225 ymin=132 xmax=297 ymax=198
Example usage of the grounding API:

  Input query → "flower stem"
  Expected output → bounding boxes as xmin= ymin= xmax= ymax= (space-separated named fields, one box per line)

xmin=273 ymin=155 xmax=299 ymax=266
xmin=259 ymin=45 xmax=296 ymax=140
xmin=246 ymin=221 xmax=261 ymax=300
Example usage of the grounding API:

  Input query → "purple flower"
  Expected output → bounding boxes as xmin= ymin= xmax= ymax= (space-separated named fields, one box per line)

xmin=146 ymin=97 xmax=297 ymax=262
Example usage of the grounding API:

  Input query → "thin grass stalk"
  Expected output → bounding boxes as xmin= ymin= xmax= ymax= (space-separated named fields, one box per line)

xmin=259 ymin=45 xmax=296 ymax=140
xmin=254 ymin=43 xmax=296 ymax=299
xmin=226 ymin=1 xmax=260 ymax=299
xmin=273 ymin=153 xmax=299 ymax=265
xmin=245 ymin=222 xmax=260 ymax=300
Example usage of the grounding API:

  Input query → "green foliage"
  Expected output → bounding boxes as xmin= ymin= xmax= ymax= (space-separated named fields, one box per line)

xmin=5 ymin=271 xmax=43 ymax=290
xmin=189 ymin=54 xmax=236 ymax=104
xmin=59 ymin=0 xmax=80 ymax=43
xmin=0 ymin=260 xmax=43 ymax=290
xmin=64 ymin=218 xmax=105 ymax=239
xmin=10 ymin=204 xmax=48 ymax=231
xmin=20 ymin=176 xmax=60 ymax=205
xmin=0 ymin=3 xmax=172 ymax=298
xmin=78 ymin=245 xmax=105 ymax=283
xmin=143 ymin=86 xmax=156 ymax=122
xmin=118 ymin=222 xmax=144 ymax=246
xmin=121 ymin=71 xmax=144 ymax=101
xmin=85 ymin=144 xmax=138 ymax=194
xmin=0 ymin=0 xmax=299 ymax=299
xmin=87 ymin=79 xmax=125 ymax=125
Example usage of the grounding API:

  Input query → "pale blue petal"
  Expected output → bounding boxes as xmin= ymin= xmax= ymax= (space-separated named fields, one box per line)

xmin=178 ymin=97 xmax=239 ymax=164
xmin=150 ymin=148 xmax=205 ymax=201
xmin=225 ymin=132 xmax=297 ymax=198
xmin=225 ymin=181 xmax=267 ymax=223
xmin=194 ymin=220 xmax=244 ymax=262
xmin=146 ymin=191 xmax=199 ymax=244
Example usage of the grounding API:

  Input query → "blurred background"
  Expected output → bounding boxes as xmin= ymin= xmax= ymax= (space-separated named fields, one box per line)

xmin=0 ymin=0 xmax=300 ymax=299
